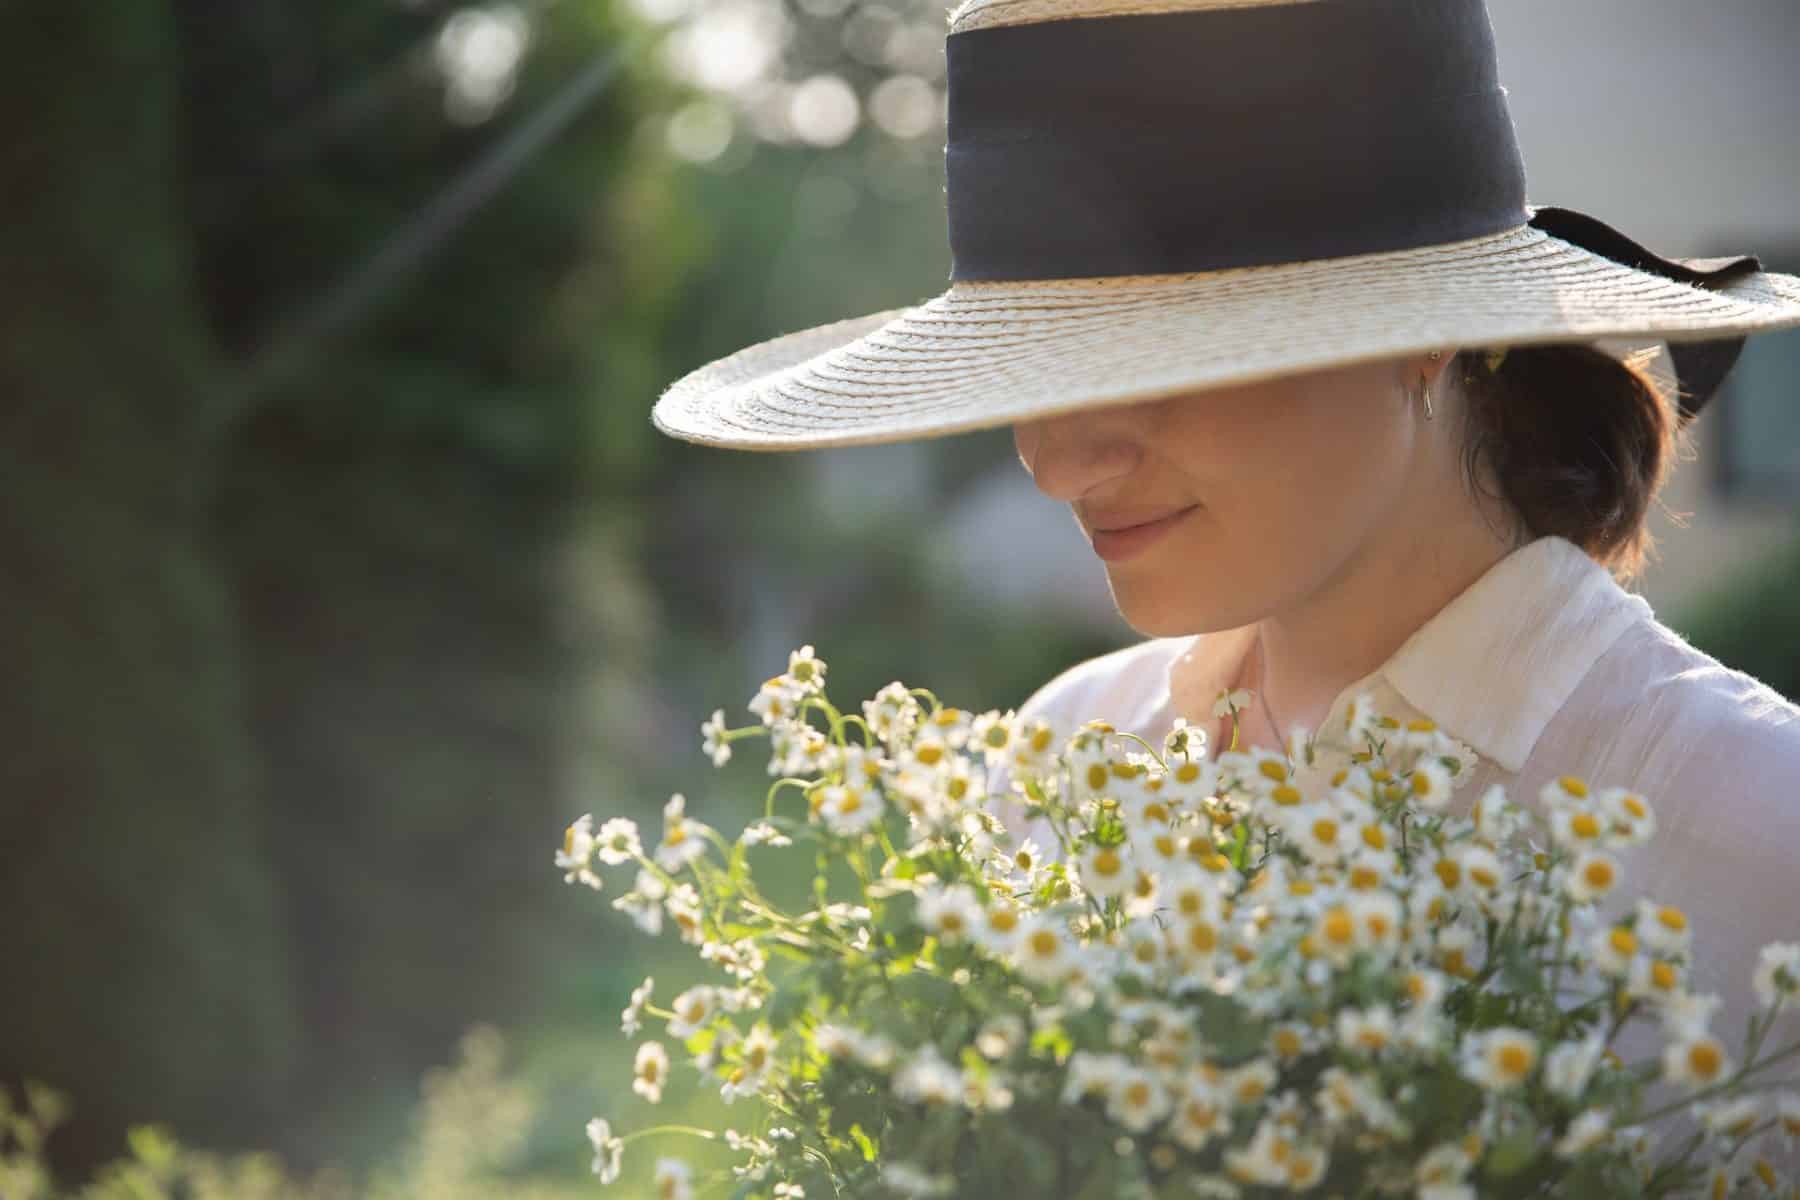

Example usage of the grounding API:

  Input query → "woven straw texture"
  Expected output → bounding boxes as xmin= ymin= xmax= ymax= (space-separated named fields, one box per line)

xmin=947 ymin=0 xmax=1316 ymax=36
xmin=651 ymin=219 xmax=1800 ymax=451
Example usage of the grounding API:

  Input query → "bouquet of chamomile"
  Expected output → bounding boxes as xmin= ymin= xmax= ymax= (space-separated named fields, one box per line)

xmin=556 ymin=646 xmax=1800 ymax=1199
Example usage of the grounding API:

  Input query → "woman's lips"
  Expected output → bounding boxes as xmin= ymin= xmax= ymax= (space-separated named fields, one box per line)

xmin=1090 ymin=505 xmax=1199 ymax=562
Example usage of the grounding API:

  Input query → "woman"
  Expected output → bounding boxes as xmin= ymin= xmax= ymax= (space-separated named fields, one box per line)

xmin=651 ymin=0 xmax=1800 ymax=1178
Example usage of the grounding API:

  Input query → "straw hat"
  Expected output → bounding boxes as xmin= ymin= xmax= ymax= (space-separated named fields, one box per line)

xmin=651 ymin=0 xmax=1800 ymax=452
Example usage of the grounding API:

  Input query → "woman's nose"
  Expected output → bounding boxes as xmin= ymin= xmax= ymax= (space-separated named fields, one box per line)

xmin=1012 ymin=408 xmax=1146 ymax=503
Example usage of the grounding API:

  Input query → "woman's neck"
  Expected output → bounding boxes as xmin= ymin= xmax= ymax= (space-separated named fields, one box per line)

xmin=1251 ymin=520 xmax=1523 ymax=744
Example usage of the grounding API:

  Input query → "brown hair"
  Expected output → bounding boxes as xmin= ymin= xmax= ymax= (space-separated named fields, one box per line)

xmin=1452 ymin=343 xmax=1692 ymax=588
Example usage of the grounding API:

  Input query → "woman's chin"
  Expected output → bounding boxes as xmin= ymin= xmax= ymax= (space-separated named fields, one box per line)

xmin=1105 ymin=581 xmax=1203 ymax=639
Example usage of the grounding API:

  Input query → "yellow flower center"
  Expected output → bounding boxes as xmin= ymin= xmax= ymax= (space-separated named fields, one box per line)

xmin=1092 ymin=848 xmax=1123 ymax=877
xmin=1322 ymin=908 xmax=1355 ymax=945
xmin=1658 ymin=906 xmax=1687 ymax=932
xmin=1312 ymin=819 xmax=1339 ymax=844
xmin=1608 ymin=928 xmax=1637 ymax=956
xmin=1495 ymin=1042 xmax=1534 ymax=1078
xmin=1029 ymin=929 xmax=1059 ymax=957
xmin=1259 ymin=761 xmax=1288 ymax=783
xmin=1175 ymin=762 xmax=1202 ymax=784
xmin=1086 ymin=764 xmax=1108 ymax=791
xmin=1187 ymin=922 xmax=1218 ymax=953
xmin=1559 ymin=775 xmax=1589 ymax=797
xmin=989 ymin=908 xmax=1019 ymax=933
xmin=1651 ymin=960 xmax=1678 ymax=990
xmin=1688 ymin=1041 xmax=1723 ymax=1079
xmin=1582 ymin=859 xmax=1615 ymax=889
xmin=1434 ymin=859 xmax=1461 ymax=889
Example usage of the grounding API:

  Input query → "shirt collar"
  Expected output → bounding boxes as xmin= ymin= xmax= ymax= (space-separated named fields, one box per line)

xmin=1164 ymin=535 xmax=1653 ymax=774
xmin=1380 ymin=534 xmax=1652 ymax=772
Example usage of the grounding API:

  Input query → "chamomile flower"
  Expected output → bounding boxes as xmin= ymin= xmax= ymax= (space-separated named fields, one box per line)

xmin=1775 ymin=1092 xmax=1800 ymax=1145
xmin=1625 ymin=952 xmax=1685 ymax=1004
xmin=1013 ymin=915 xmax=1077 ymax=983
xmin=1547 ymin=802 xmax=1607 ymax=852
xmin=1406 ymin=758 xmax=1455 ymax=810
xmin=1697 ymin=1095 xmax=1762 ymax=1140
xmin=817 ymin=783 xmax=884 ymax=836
xmin=653 ymin=1157 xmax=693 ymax=1200
xmin=1459 ymin=1027 xmax=1539 ymax=1092
xmin=1589 ymin=922 xmax=1638 ymax=977
xmin=1633 ymin=899 xmax=1692 ymax=957
xmin=666 ymin=985 xmax=719 ymax=1038
xmin=968 ymin=709 xmax=1018 ymax=768
xmin=1553 ymin=1109 xmax=1614 ymax=1158
xmin=917 ymin=883 xmax=982 ymax=943
xmin=593 ymin=818 xmax=643 ymax=865
xmin=893 ymin=1045 xmax=961 ymax=1105
xmin=1214 ymin=688 xmax=1252 ymax=720
xmin=586 ymin=1117 xmax=624 ymax=1182
xmin=1542 ymin=1033 xmax=1606 ymax=1099
xmin=556 ymin=814 xmax=602 ymax=890
xmin=1337 ymin=1005 xmax=1398 ymax=1057
xmin=1165 ymin=716 xmax=1208 ymax=761
xmin=723 ymin=1023 xmax=778 ymax=1102
xmin=1288 ymin=802 xmax=1355 ymax=866
xmin=664 ymin=882 xmax=704 ymax=944
xmin=1414 ymin=1141 xmax=1475 ymax=1190
xmin=972 ymin=901 xmax=1026 ymax=956
xmin=633 ymin=1040 xmax=670 ymax=1103
xmin=863 ymin=681 xmax=922 ymax=747
xmin=740 ymin=820 xmax=791 ymax=847
xmin=1596 ymin=786 xmax=1656 ymax=848
xmin=621 ymin=976 xmax=654 ymax=1037
xmin=784 ymin=644 xmax=826 ymax=691
xmin=1454 ymin=843 xmax=1506 ymax=893
xmin=1170 ymin=1077 xmax=1233 ymax=1151
xmin=1469 ymin=783 xmax=1525 ymax=846
xmin=700 ymin=708 xmax=731 ymax=766
xmin=1565 ymin=849 xmax=1621 ymax=903
xmin=1661 ymin=1033 xmax=1732 ymax=1089
xmin=749 ymin=675 xmax=804 ymax=727
xmin=1078 ymin=841 xmax=1135 ymax=899
xmin=1658 ymin=990 xmax=1722 ymax=1042
xmin=656 ymin=794 xmax=710 ymax=872
xmin=1106 ymin=1065 xmax=1171 ymax=1132
xmin=1752 ymin=942 xmax=1800 ymax=1009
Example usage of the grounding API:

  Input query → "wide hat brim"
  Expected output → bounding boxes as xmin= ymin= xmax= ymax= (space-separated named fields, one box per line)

xmin=651 ymin=213 xmax=1800 ymax=452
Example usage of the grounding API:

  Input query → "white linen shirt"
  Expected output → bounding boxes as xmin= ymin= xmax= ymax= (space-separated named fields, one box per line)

xmin=989 ymin=534 xmax=1800 ymax=1173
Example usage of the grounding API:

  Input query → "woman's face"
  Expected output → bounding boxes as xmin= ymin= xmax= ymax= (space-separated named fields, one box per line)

xmin=1011 ymin=356 xmax=1456 ymax=637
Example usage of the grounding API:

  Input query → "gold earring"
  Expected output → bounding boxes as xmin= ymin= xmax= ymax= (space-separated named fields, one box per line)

xmin=1419 ymin=374 xmax=1435 ymax=421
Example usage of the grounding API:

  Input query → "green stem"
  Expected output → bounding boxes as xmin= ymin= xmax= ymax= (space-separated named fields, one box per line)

xmin=618 ymin=1124 xmax=719 ymax=1145
xmin=1632 ymin=1036 xmax=1800 ymax=1125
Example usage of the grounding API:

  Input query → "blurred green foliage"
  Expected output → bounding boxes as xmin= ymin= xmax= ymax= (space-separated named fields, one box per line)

xmin=0 ymin=0 xmax=1117 ymax=1185
xmin=1674 ymin=530 xmax=1800 ymax=704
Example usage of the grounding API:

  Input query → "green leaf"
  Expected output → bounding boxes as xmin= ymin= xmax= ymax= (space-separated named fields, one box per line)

xmin=1482 ymin=1114 xmax=1540 ymax=1178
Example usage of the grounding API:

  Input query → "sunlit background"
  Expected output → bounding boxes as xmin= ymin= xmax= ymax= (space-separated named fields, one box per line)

xmin=3 ymin=0 xmax=1797 ymax=1192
